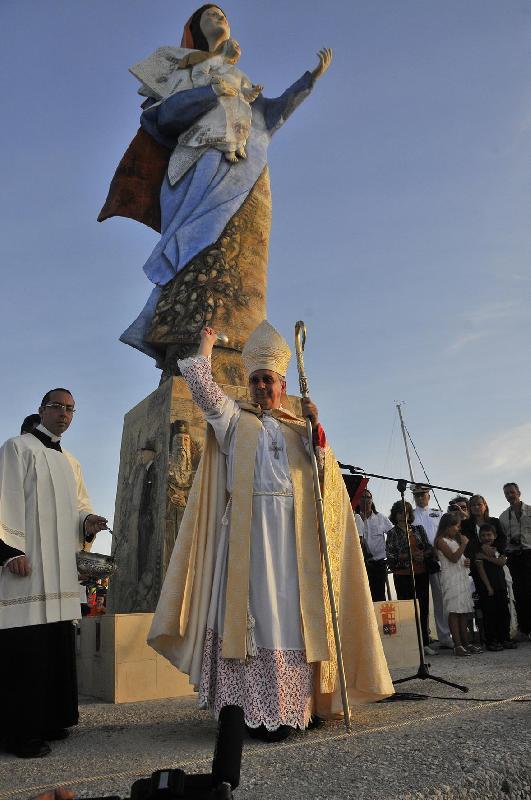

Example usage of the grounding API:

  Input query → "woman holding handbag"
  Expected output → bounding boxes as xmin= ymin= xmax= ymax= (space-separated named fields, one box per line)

xmin=386 ymin=500 xmax=436 ymax=656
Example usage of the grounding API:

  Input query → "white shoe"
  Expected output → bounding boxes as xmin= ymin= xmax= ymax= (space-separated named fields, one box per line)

xmin=424 ymin=645 xmax=438 ymax=656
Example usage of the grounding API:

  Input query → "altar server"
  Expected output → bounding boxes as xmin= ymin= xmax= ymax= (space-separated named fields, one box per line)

xmin=0 ymin=389 xmax=107 ymax=758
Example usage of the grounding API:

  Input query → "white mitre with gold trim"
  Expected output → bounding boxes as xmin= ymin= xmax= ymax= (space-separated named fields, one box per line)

xmin=241 ymin=320 xmax=291 ymax=377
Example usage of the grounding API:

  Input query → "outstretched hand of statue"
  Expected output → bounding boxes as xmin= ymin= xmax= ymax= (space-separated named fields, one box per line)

xmin=311 ymin=47 xmax=333 ymax=80
xmin=242 ymin=84 xmax=264 ymax=103
xmin=198 ymin=326 xmax=218 ymax=357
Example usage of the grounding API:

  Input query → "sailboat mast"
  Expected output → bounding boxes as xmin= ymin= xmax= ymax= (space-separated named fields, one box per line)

xmin=397 ymin=403 xmax=415 ymax=483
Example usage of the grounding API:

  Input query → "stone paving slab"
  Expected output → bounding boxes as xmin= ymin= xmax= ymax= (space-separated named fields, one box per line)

xmin=0 ymin=643 xmax=529 ymax=800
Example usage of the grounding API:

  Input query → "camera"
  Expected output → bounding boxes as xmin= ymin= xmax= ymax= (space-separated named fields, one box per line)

xmin=86 ymin=706 xmax=244 ymax=800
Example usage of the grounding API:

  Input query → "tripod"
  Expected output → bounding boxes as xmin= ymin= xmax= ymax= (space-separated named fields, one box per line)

xmin=340 ymin=465 xmax=469 ymax=694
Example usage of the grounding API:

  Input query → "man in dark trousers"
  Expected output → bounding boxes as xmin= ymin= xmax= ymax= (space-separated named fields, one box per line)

xmin=499 ymin=482 xmax=531 ymax=639
xmin=0 ymin=388 xmax=107 ymax=758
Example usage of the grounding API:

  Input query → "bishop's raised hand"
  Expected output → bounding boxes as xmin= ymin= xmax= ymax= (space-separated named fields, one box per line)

xmin=198 ymin=326 xmax=219 ymax=357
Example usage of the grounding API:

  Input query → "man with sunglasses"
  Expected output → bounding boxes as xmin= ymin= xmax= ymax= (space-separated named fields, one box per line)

xmin=0 ymin=388 xmax=107 ymax=758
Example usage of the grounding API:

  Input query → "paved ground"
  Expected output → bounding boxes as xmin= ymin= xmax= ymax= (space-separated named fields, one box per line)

xmin=1 ymin=642 xmax=529 ymax=800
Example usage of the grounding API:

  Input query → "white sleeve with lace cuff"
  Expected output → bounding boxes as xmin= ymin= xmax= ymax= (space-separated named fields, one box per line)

xmin=178 ymin=355 xmax=226 ymax=414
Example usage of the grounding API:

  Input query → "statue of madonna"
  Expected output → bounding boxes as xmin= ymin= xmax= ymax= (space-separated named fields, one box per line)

xmin=99 ymin=4 xmax=332 ymax=383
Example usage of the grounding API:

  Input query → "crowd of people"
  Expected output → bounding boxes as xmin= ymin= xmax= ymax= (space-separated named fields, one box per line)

xmin=355 ymin=483 xmax=531 ymax=656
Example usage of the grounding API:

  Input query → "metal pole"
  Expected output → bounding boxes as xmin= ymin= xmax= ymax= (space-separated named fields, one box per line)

xmin=385 ymin=571 xmax=392 ymax=601
xmin=294 ymin=321 xmax=351 ymax=733
xmin=337 ymin=464 xmax=473 ymax=497
xmin=397 ymin=403 xmax=415 ymax=483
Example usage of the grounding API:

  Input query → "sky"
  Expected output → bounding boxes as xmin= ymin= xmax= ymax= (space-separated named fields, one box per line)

xmin=1 ymin=0 xmax=530 ymax=551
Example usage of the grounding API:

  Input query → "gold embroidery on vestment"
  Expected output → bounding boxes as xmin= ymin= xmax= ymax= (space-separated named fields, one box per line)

xmin=319 ymin=448 xmax=346 ymax=693
xmin=0 ymin=519 xmax=25 ymax=539
xmin=222 ymin=411 xmax=261 ymax=659
xmin=252 ymin=491 xmax=293 ymax=497
xmin=0 ymin=591 xmax=80 ymax=607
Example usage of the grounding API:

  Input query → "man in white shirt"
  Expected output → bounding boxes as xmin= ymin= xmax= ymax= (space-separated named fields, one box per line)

xmin=412 ymin=484 xmax=452 ymax=648
xmin=499 ymin=482 xmax=531 ymax=638
xmin=0 ymin=388 xmax=107 ymax=758
xmin=355 ymin=489 xmax=392 ymax=601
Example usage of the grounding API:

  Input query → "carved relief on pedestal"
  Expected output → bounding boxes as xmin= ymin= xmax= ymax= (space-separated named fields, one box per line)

xmin=137 ymin=446 xmax=157 ymax=590
xmin=168 ymin=419 xmax=193 ymax=504
xmin=164 ymin=419 xmax=203 ymax=573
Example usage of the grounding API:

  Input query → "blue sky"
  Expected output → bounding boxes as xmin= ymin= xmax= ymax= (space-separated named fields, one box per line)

xmin=1 ymin=0 xmax=530 ymax=548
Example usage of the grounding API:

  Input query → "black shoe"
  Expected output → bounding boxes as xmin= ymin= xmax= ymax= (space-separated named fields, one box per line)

xmin=306 ymin=715 xmax=324 ymax=730
xmin=502 ymin=640 xmax=518 ymax=649
xmin=486 ymin=642 xmax=503 ymax=652
xmin=43 ymin=728 xmax=70 ymax=741
xmin=246 ymin=724 xmax=293 ymax=742
xmin=4 ymin=738 xmax=51 ymax=758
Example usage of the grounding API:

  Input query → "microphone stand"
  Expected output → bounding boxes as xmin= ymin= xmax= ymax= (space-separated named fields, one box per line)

xmin=339 ymin=463 xmax=470 ymax=694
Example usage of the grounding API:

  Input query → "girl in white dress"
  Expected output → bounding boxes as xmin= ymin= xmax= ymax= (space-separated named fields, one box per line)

xmin=435 ymin=513 xmax=480 ymax=656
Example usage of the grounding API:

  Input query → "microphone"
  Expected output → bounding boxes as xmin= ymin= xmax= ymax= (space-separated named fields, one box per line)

xmin=212 ymin=705 xmax=245 ymax=789
xmin=338 ymin=462 xmax=364 ymax=473
xmin=216 ymin=333 xmax=229 ymax=345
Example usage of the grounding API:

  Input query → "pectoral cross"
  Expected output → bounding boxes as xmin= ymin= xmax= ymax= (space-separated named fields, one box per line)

xmin=269 ymin=442 xmax=283 ymax=460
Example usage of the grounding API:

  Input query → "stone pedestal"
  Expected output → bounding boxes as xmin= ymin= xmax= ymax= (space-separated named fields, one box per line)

xmin=76 ymin=613 xmax=195 ymax=703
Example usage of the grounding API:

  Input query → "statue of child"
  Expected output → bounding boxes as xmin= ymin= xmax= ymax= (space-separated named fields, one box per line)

xmin=177 ymin=38 xmax=263 ymax=162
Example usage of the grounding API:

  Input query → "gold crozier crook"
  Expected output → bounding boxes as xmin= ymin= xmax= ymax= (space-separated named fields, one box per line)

xmin=294 ymin=321 xmax=352 ymax=733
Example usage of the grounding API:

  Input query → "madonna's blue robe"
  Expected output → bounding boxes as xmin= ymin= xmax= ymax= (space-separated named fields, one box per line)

xmin=120 ymin=72 xmax=315 ymax=358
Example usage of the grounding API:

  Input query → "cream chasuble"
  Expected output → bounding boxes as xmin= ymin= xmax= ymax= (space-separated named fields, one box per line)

xmin=0 ymin=434 xmax=93 ymax=629
xmin=149 ymin=391 xmax=394 ymax=712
